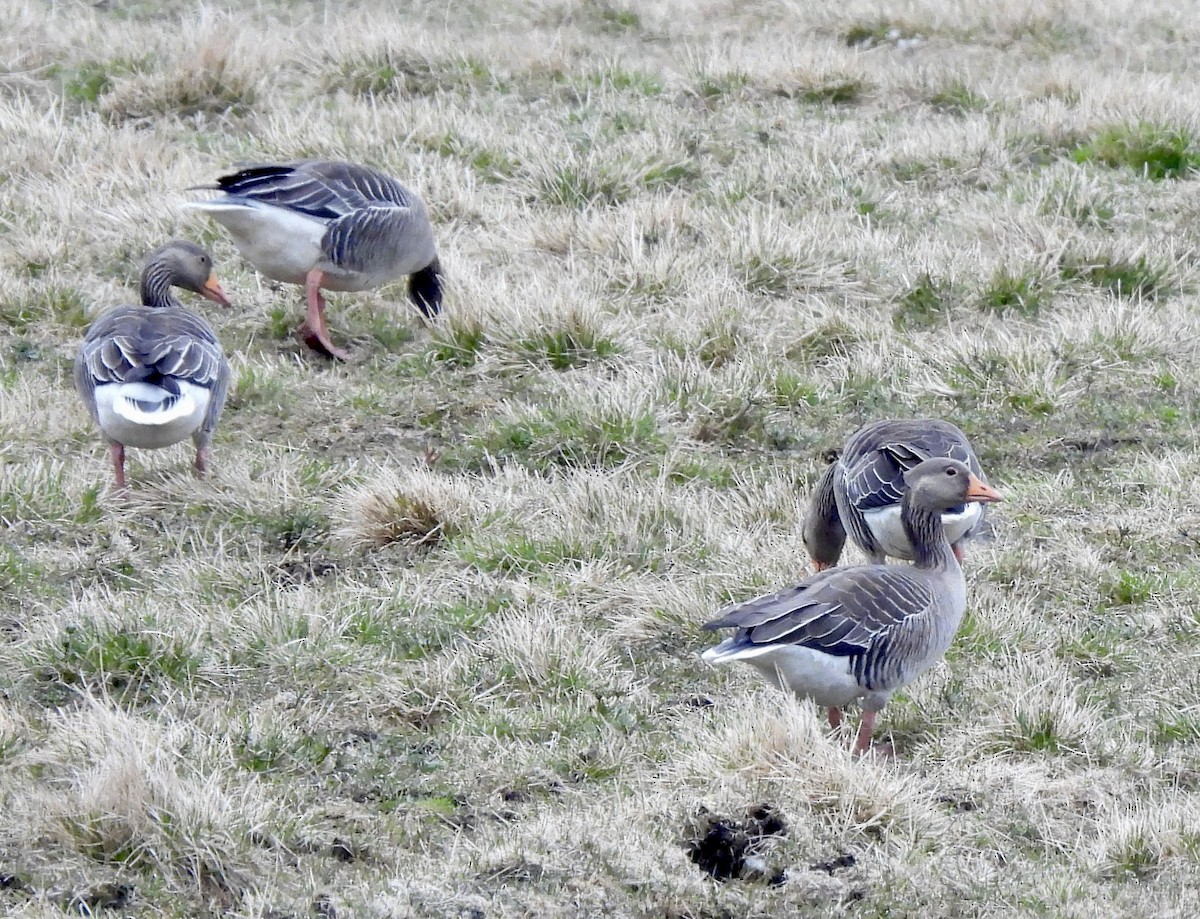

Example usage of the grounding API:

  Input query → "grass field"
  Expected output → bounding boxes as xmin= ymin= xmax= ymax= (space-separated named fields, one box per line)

xmin=4 ymin=0 xmax=1200 ymax=915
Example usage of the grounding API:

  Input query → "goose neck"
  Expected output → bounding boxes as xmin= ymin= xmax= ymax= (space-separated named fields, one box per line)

xmin=140 ymin=258 xmax=182 ymax=309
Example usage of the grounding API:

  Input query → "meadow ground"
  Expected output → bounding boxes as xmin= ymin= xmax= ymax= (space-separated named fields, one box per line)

xmin=3 ymin=0 xmax=1200 ymax=915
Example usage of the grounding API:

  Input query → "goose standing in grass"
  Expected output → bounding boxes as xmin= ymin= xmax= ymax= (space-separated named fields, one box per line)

xmin=702 ymin=457 xmax=1002 ymax=754
xmin=803 ymin=418 xmax=989 ymax=570
xmin=74 ymin=241 xmax=231 ymax=490
xmin=183 ymin=160 xmax=442 ymax=361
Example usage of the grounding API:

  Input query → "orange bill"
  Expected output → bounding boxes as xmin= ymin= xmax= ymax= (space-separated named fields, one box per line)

xmin=965 ymin=475 xmax=1002 ymax=503
xmin=201 ymin=271 xmax=231 ymax=306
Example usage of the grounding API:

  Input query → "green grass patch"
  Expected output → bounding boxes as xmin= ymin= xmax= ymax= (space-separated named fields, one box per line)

xmin=774 ymin=72 xmax=867 ymax=106
xmin=59 ymin=57 xmax=147 ymax=104
xmin=1071 ymin=123 xmax=1200 ymax=180
xmin=424 ymin=130 xmax=520 ymax=181
xmin=469 ymin=404 xmax=664 ymax=471
xmin=535 ymin=162 xmax=629 ymax=209
xmin=893 ymin=273 xmax=955 ymax=328
xmin=429 ymin=316 xmax=488 ymax=367
xmin=326 ymin=51 xmax=497 ymax=97
xmin=842 ymin=20 xmax=920 ymax=48
xmin=509 ymin=314 xmax=619 ymax=370
xmin=977 ymin=266 xmax=1053 ymax=317
xmin=44 ymin=622 xmax=202 ymax=702
xmin=1059 ymin=251 xmax=1172 ymax=300
xmin=927 ymin=79 xmax=990 ymax=114
xmin=692 ymin=69 xmax=750 ymax=100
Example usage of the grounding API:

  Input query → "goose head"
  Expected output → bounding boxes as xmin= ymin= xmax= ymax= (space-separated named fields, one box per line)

xmin=140 ymin=240 xmax=230 ymax=308
xmin=903 ymin=458 xmax=1002 ymax=513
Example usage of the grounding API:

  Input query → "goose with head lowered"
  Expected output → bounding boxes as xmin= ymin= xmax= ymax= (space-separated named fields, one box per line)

xmin=183 ymin=159 xmax=442 ymax=361
xmin=74 ymin=241 xmax=231 ymax=490
xmin=702 ymin=457 xmax=1002 ymax=755
xmin=803 ymin=418 xmax=989 ymax=571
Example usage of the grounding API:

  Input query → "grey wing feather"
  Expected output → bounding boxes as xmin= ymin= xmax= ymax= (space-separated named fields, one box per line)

xmin=703 ymin=566 xmax=934 ymax=657
xmin=217 ymin=160 xmax=419 ymax=220
xmin=321 ymin=205 xmax=435 ymax=274
xmin=841 ymin=419 xmax=982 ymax=512
xmin=76 ymin=307 xmax=225 ymax=389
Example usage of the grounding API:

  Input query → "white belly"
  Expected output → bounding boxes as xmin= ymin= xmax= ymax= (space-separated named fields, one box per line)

xmin=864 ymin=502 xmax=982 ymax=560
xmin=702 ymin=641 xmax=864 ymax=708
xmin=183 ymin=200 xmax=326 ymax=286
xmin=94 ymin=381 xmax=210 ymax=448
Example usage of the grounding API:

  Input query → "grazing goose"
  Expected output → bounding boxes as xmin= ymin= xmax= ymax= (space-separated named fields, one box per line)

xmin=703 ymin=458 xmax=1002 ymax=754
xmin=803 ymin=419 xmax=989 ymax=570
xmin=183 ymin=160 xmax=442 ymax=360
xmin=74 ymin=241 xmax=231 ymax=490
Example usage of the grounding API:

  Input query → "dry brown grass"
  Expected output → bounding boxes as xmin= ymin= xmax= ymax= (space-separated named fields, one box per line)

xmin=4 ymin=0 xmax=1200 ymax=915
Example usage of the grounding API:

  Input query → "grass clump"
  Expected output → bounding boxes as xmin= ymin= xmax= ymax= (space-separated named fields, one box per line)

xmin=100 ymin=41 xmax=257 ymax=120
xmin=60 ymin=57 xmax=147 ymax=105
xmin=429 ymin=315 xmax=488 ymax=366
xmin=772 ymin=70 xmax=868 ymax=106
xmin=336 ymin=469 xmax=467 ymax=550
xmin=426 ymin=131 xmax=520 ymax=180
xmin=1059 ymin=251 xmax=1172 ymax=300
xmin=326 ymin=50 xmax=496 ymax=97
xmin=692 ymin=69 xmax=750 ymax=101
xmin=45 ymin=622 xmax=202 ymax=702
xmin=842 ymin=20 xmax=921 ymax=48
xmin=470 ymin=400 xmax=664 ymax=471
xmin=508 ymin=311 xmax=619 ymax=370
xmin=927 ymin=79 xmax=990 ymax=114
xmin=1071 ymin=123 xmax=1200 ymax=179
xmin=534 ymin=162 xmax=629 ymax=209
xmin=977 ymin=266 xmax=1053 ymax=317
xmin=893 ymin=273 xmax=955 ymax=328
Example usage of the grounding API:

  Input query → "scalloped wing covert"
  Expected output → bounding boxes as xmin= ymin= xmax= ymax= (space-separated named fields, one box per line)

xmin=702 ymin=564 xmax=937 ymax=658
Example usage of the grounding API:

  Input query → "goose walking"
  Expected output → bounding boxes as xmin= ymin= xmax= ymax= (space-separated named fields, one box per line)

xmin=184 ymin=160 xmax=442 ymax=360
xmin=803 ymin=419 xmax=989 ymax=570
xmin=702 ymin=457 xmax=1002 ymax=754
xmin=74 ymin=241 xmax=231 ymax=490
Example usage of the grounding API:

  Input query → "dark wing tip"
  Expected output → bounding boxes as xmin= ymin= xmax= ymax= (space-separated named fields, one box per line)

xmin=409 ymin=260 xmax=443 ymax=318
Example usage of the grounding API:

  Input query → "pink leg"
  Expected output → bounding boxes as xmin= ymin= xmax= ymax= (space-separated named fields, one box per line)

xmin=827 ymin=707 xmax=843 ymax=729
xmin=195 ymin=446 xmax=210 ymax=477
xmin=852 ymin=710 xmax=878 ymax=755
xmin=109 ymin=442 xmax=128 ymax=491
xmin=952 ymin=544 xmax=965 ymax=565
xmin=301 ymin=269 xmax=350 ymax=361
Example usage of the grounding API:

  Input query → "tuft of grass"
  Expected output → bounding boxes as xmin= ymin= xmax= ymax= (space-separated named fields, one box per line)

xmin=100 ymin=42 xmax=256 ymax=120
xmin=1071 ymin=123 xmax=1200 ymax=180
xmin=429 ymin=316 xmax=488 ymax=367
xmin=692 ymin=69 xmax=750 ymax=101
xmin=1059 ymin=251 xmax=1172 ymax=300
xmin=508 ymin=311 xmax=619 ymax=370
xmin=581 ymin=64 xmax=664 ymax=96
xmin=740 ymin=254 xmax=812 ymax=298
xmin=534 ymin=162 xmax=629 ymax=209
xmin=44 ymin=622 xmax=202 ymax=702
xmin=927 ymin=79 xmax=990 ymax=114
xmin=469 ymin=402 xmax=664 ymax=471
xmin=426 ymin=131 xmax=520 ymax=180
xmin=893 ymin=273 xmax=955 ymax=328
xmin=977 ymin=266 xmax=1053 ymax=317
xmin=842 ymin=20 xmax=921 ymax=48
xmin=1102 ymin=570 xmax=1157 ymax=607
xmin=772 ymin=71 xmax=867 ymax=106
xmin=337 ymin=472 xmax=465 ymax=550
xmin=326 ymin=50 xmax=496 ymax=97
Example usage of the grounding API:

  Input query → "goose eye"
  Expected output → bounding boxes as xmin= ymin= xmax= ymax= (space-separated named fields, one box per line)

xmin=945 ymin=467 xmax=957 ymax=476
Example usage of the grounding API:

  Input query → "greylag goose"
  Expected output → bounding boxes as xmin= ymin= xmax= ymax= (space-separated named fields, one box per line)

xmin=803 ymin=419 xmax=989 ymax=570
xmin=183 ymin=160 xmax=442 ymax=360
xmin=702 ymin=457 xmax=1002 ymax=754
xmin=74 ymin=241 xmax=231 ymax=490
